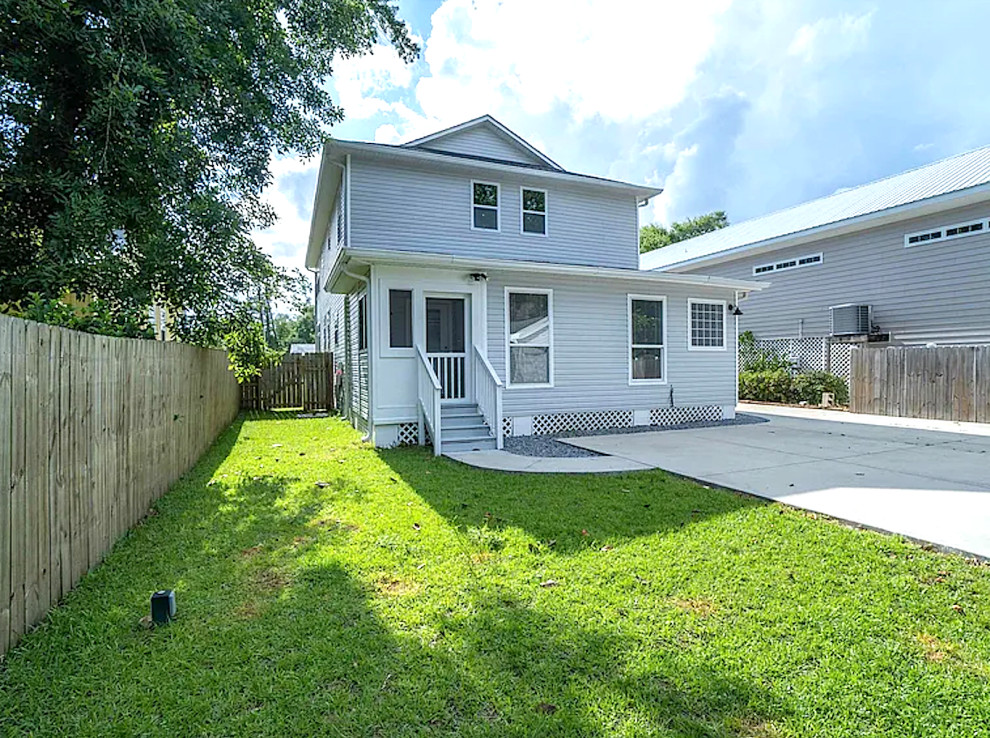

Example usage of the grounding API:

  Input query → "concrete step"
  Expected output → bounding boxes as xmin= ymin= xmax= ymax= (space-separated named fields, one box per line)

xmin=442 ymin=437 xmax=498 ymax=454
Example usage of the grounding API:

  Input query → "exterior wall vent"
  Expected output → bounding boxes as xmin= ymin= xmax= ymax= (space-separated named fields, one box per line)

xmin=830 ymin=304 xmax=871 ymax=336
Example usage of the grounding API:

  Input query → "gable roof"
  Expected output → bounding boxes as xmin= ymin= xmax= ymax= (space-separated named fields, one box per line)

xmin=641 ymin=145 xmax=990 ymax=271
xmin=402 ymin=114 xmax=563 ymax=170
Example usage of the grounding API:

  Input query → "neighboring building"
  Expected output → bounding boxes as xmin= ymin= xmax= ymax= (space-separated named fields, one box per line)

xmin=289 ymin=343 xmax=317 ymax=355
xmin=307 ymin=116 xmax=764 ymax=453
xmin=642 ymin=147 xmax=990 ymax=361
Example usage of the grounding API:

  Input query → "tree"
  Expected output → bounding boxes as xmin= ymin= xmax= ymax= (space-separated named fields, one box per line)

xmin=0 ymin=0 xmax=417 ymax=343
xmin=639 ymin=211 xmax=729 ymax=253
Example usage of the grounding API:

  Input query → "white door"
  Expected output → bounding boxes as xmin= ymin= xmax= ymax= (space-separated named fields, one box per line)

xmin=426 ymin=296 xmax=470 ymax=402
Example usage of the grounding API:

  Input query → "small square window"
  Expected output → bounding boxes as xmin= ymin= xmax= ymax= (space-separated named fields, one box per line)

xmin=472 ymin=182 xmax=499 ymax=231
xmin=689 ymin=300 xmax=725 ymax=350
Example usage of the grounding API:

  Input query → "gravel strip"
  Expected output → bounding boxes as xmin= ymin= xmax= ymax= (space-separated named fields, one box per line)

xmin=503 ymin=413 xmax=769 ymax=458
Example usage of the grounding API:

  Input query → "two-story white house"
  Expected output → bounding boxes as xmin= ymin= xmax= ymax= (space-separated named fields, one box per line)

xmin=306 ymin=116 xmax=765 ymax=454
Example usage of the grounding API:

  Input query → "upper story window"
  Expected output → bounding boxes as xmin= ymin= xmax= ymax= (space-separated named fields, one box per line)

xmin=688 ymin=299 xmax=726 ymax=351
xmin=472 ymin=182 xmax=500 ymax=231
xmin=521 ymin=188 xmax=547 ymax=236
xmin=905 ymin=217 xmax=986 ymax=247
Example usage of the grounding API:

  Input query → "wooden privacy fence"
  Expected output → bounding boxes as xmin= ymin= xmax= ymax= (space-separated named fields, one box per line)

xmin=0 ymin=314 xmax=241 ymax=657
xmin=241 ymin=352 xmax=334 ymax=412
xmin=850 ymin=345 xmax=990 ymax=422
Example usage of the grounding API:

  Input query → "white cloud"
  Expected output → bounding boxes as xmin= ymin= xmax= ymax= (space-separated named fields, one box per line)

xmin=389 ymin=0 xmax=733 ymax=138
xmin=331 ymin=41 xmax=419 ymax=119
xmin=787 ymin=11 xmax=873 ymax=63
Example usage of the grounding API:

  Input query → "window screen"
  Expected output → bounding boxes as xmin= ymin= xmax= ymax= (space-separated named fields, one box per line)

xmin=388 ymin=289 xmax=412 ymax=348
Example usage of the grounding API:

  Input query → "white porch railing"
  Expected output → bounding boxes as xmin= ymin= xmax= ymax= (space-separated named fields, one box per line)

xmin=416 ymin=345 xmax=442 ymax=455
xmin=428 ymin=352 xmax=467 ymax=400
xmin=473 ymin=344 xmax=504 ymax=449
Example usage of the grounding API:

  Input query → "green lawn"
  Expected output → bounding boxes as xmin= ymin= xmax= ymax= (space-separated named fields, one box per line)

xmin=2 ymin=414 xmax=989 ymax=737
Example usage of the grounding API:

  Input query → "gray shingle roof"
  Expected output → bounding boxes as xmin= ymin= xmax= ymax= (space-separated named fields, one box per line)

xmin=641 ymin=145 xmax=990 ymax=271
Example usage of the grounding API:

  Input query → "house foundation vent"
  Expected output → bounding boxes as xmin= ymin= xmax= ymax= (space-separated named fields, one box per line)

xmin=397 ymin=422 xmax=419 ymax=446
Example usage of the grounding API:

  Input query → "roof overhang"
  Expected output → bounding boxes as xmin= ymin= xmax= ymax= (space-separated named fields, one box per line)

xmin=304 ymin=146 xmax=345 ymax=270
xmin=653 ymin=180 xmax=990 ymax=272
xmin=327 ymin=247 xmax=767 ymax=295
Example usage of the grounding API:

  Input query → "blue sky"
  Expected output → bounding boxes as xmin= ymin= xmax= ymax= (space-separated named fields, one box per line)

xmin=254 ymin=0 xmax=990 ymax=272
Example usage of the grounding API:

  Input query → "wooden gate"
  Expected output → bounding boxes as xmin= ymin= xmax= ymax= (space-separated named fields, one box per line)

xmin=241 ymin=353 xmax=335 ymax=412
xmin=850 ymin=345 xmax=990 ymax=422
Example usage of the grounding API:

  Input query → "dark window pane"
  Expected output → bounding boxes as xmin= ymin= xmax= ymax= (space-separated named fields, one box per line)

xmin=509 ymin=293 xmax=549 ymax=342
xmin=473 ymin=207 xmax=498 ymax=230
xmin=510 ymin=346 xmax=549 ymax=384
xmin=631 ymin=299 xmax=663 ymax=345
xmin=522 ymin=189 xmax=545 ymax=212
xmin=523 ymin=212 xmax=546 ymax=234
xmin=388 ymin=289 xmax=412 ymax=348
xmin=425 ymin=298 xmax=465 ymax=353
xmin=358 ymin=297 xmax=367 ymax=351
xmin=473 ymin=182 xmax=498 ymax=207
xmin=632 ymin=347 xmax=663 ymax=379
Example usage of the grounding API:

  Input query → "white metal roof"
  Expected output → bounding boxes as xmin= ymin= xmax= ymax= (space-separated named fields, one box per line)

xmin=641 ymin=145 xmax=990 ymax=271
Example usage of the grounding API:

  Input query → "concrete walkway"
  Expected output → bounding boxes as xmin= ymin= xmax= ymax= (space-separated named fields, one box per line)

xmin=561 ymin=405 xmax=990 ymax=559
xmin=445 ymin=449 xmax=653 ymax=473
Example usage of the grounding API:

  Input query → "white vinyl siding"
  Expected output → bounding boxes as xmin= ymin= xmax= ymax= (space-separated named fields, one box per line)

xmin=349 ymin=158 xmax=640 ymax=269
xmin=487 ymin=273 xmax=737 ymax=415
xmin=688 ymin=299 xmax=726 ymax=351
xmin=413 ymin=125 xmax=550 ymax=166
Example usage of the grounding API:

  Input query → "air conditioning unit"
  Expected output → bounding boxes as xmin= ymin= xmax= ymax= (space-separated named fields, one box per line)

xmin=830 ymin=304 xmax=871 ymax=336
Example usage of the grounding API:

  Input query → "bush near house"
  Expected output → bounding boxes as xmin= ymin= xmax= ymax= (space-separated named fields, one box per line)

xmin=739 ymin=369 xmax=849 ymax=406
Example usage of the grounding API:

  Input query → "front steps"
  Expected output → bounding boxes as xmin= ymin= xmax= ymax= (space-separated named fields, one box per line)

xmin=439 ymin=404 xmax=497 ymax=454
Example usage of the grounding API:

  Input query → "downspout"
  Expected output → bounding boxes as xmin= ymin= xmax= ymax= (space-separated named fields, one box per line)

xmin=343 ymin=265 xmax=373 ymax=442
xmin=734 ymin=290 xmax=741 ymax=409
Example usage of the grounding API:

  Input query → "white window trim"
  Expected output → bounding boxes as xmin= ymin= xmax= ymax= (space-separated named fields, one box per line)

xmin=628 ymin=294 xmax=667 ymax=385
xmin=519 ymin=186 xmax=548 ymax=237
xmin=505 ymin=287 xmax=554 ymax=389
xmin=904 ymin=217 xmax=987 ymax=248
xmin=471 ymin=180 xmax=500 ymax=233
xmin=752 ymin=252 xmax=823 ymax=276
xmin=379 ymin=284 xmax=415 ymax=358
xmin=687 ymin=298 xmax=727 ymax=352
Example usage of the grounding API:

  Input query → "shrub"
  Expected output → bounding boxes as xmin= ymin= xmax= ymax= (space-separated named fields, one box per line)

xmin=793 ymin=371 xmax=849 ymax=406
xmin=223 ymin=322 xmax=281 ymax=383
xmin=739 ymin=369 xmax=793 ymax=403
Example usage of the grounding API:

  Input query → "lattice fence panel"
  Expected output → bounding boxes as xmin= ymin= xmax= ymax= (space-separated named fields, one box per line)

xmin=502 ymin=416 xmax=513 ymax=438
xmin=829 ymin=343 xmax=854 ymax=381
xmin=532 ymin=410 xmax=634 ymax=436
xmin=397 ymin=422 xmax=419 ymax=446
xmin=649 ymin=405 xmax=723 ymax=426
xmin=742 ymin=337 xmax=828 ymax=373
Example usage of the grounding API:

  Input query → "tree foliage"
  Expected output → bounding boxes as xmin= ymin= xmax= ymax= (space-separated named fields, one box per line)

xmin=639 ymin=211 xmax=729 ymax=253
xmin=0 ymin=0 xmax=417 ymax=343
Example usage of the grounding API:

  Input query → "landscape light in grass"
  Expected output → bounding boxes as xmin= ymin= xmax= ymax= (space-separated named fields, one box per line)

xmin=151 ymin=590 xmax=176 ymax=625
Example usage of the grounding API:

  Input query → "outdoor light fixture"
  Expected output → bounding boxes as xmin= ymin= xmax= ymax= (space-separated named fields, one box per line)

xmin=729 ymin=304 xmax=744 ymax=316
xmin=151 ymin=589 xmax=176 ymax=625
xmin=469 ymin=272 xmax=488 ymax=281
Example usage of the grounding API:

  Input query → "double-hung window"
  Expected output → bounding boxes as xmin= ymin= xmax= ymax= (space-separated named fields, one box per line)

xmin=506 ymin=289 xmax=553 ymax=386
xmin=688 ymin=299 xmax=726 ymax=351
xmin=521 ymin=188 xmax=547 ymax=235
xmin=629 ymin=295 xmax=665 ymax=383
xmin=472 ymin=182 xmax=499 ymax=231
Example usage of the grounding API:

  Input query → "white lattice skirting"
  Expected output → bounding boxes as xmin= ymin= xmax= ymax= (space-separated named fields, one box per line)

xmin=396 ymin=422 xmax=419 ymax=446
xmin=649 ymin=406 xmax=723 ymax=425
xmin=503 ymin=406 xmax=724 ymax=437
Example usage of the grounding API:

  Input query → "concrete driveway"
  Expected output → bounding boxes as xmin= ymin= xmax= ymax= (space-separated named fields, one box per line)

xmin=562 ymin=404 xmax=990 ymax=559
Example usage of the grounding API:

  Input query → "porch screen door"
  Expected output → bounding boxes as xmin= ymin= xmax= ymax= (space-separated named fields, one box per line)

xmin=426 ymin=297 xmax=467 ymax=400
